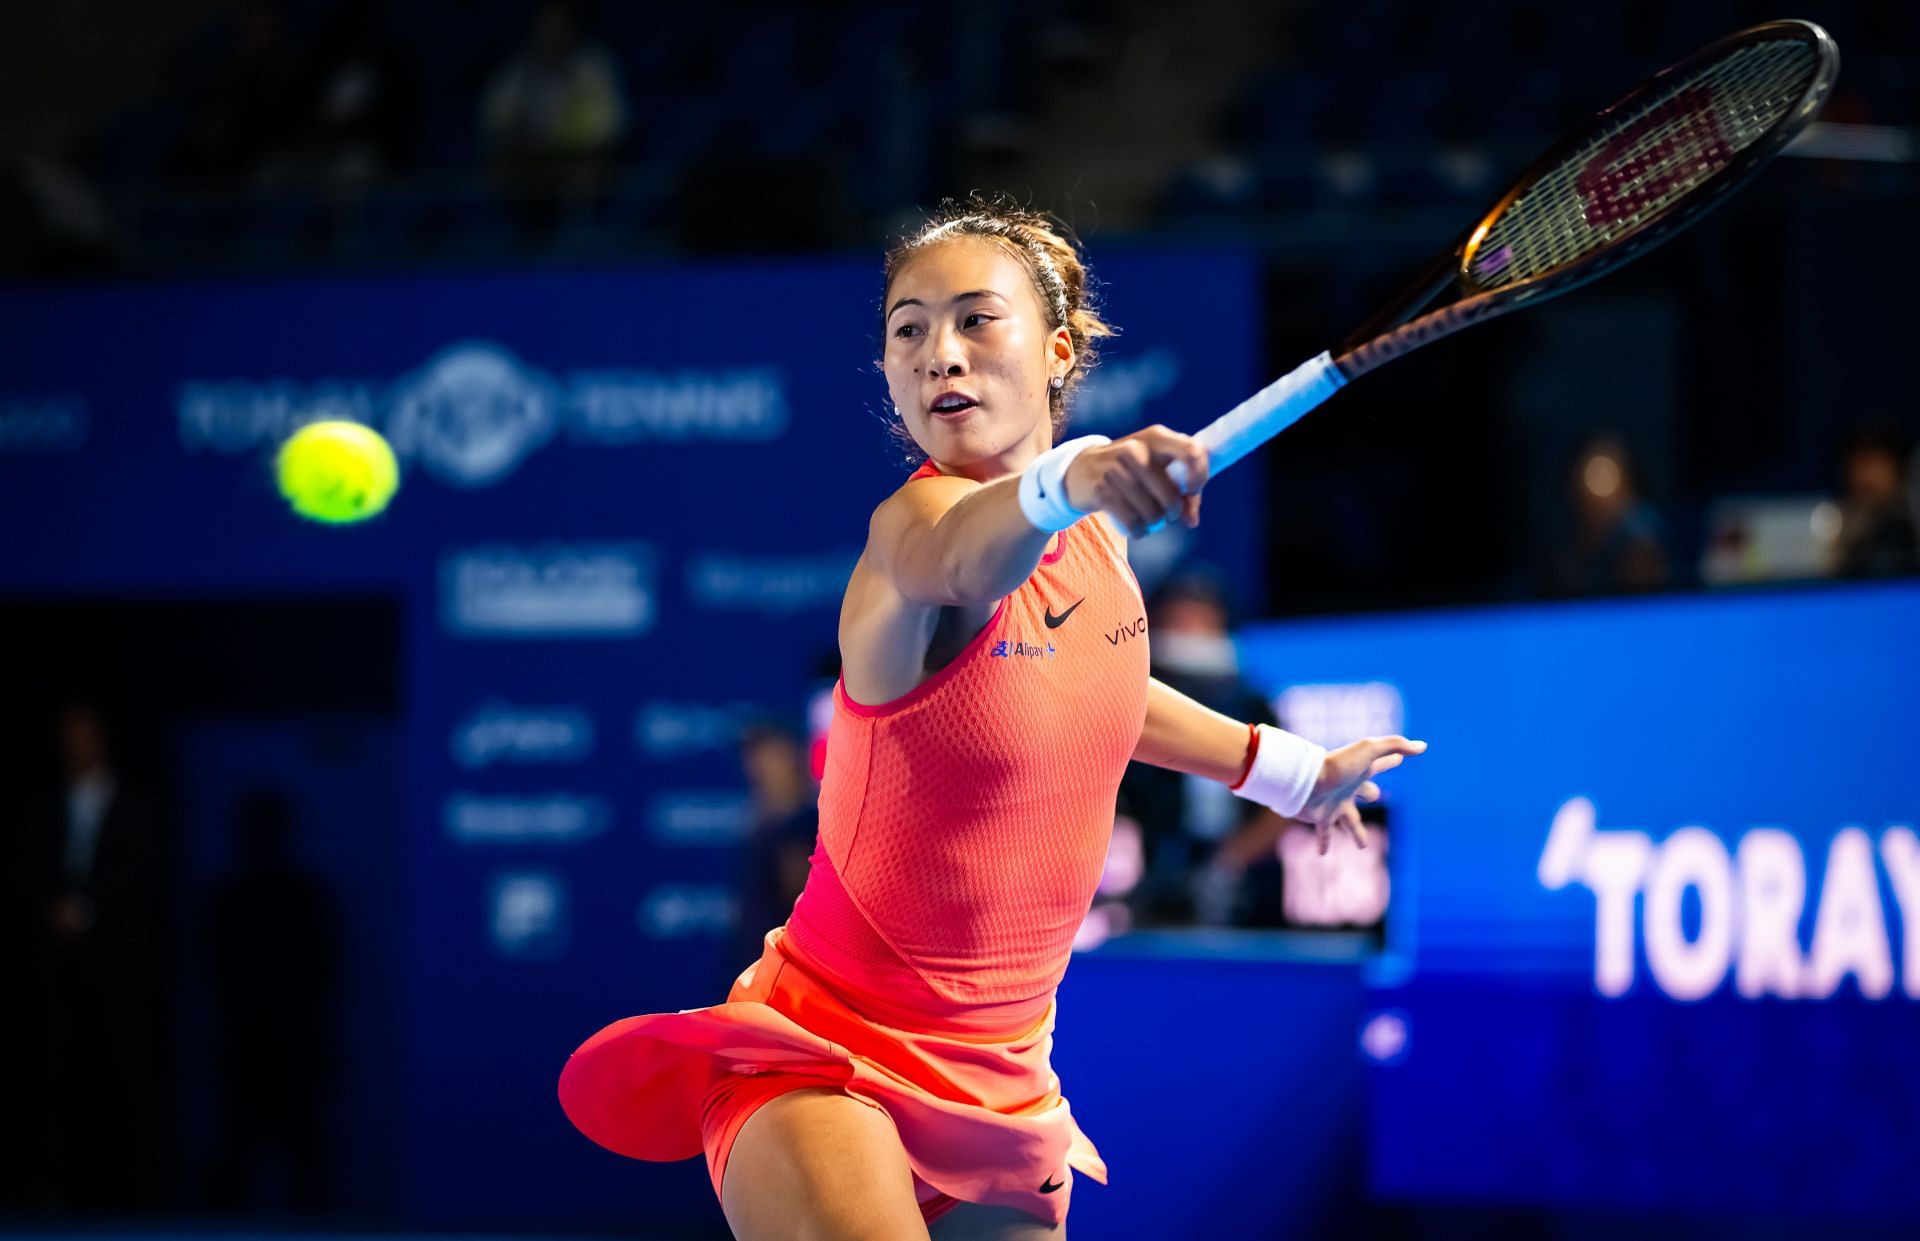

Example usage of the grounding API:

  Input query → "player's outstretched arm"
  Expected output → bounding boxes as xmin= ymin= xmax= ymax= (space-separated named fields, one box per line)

xmin=1132 ymin=677 xmax=1258 ymax=783
xmin=867 ymin=425 xmax=1211 ymax=608
xmin=1134 ymin=678 xmax=1427 ymax=854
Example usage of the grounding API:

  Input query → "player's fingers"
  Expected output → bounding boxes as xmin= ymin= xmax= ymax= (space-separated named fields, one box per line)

xmin=1346 ymin=808 xmax=1369 ymax=850
xmin=1111 ymin=470 xmax=1177 ymax=533
xmin=1369 ymin=735 xmax=1428 ymax=759
xmin=1181 ymin=493 xmax=1202 ymax=529
xmin=1356 ymin=781 xmax=1381 ymax=803
xmin=1180 ymin=443 xmax=1210 ymax=492
xmin=1161 ymin=440 xmax=1209 ymax=495
xmin=1316 ymin=818 xmax=1330 ymax=856
xmin=1368 ymin=753 xmax=1404 ymax=777
xmin=1125 ymin=454 xmax=1185 ymax=517
xmin=1090 ymin=474 xmax=1154 ymax=537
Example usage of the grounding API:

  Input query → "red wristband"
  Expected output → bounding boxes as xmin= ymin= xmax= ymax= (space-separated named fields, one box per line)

xmin=1228 ymin=721 xmax=1261 ymax=790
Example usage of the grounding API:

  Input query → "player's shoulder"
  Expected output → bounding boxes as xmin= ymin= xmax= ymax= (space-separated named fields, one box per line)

xmin=867 ymin=469 xmax=979 ymax=541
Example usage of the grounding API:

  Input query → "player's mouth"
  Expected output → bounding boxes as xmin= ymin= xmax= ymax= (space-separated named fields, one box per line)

xmin=929 ymin=391 xmax=979 ymax=418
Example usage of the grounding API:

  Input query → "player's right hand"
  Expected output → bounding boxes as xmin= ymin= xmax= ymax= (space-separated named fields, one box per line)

xmin=1062 ymin=425 xmax=1210 ymax=538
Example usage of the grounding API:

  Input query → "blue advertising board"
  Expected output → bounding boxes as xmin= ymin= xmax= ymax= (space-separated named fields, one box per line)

xmin=1236 ymin=584 xmax=1920 ymax=1218
xmin=0 ymin=251 xmax=1263 ymax=1226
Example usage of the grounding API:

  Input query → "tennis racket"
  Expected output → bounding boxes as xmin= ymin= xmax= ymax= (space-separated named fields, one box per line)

xmin=1165 ymin=19 xmax=1839 ymax=496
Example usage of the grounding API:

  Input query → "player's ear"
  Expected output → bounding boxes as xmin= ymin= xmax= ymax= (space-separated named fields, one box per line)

xmin=1050 ymin=326 xmax=1075 ymax=381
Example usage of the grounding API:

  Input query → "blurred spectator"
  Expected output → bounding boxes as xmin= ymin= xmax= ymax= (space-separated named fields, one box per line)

xmin=0 ymin=154 xmax=127 ymax=277
xmin=264 ymin=1 xmax=417 ymax=192
xmin=480 ymin=1 xmax=627 ymax=236
xmin=731 ymin=723 xmax=818 ymax=976
xmin=1552 ymin=432 xmax=1671 ymax=596
xmin=18 ymin=702 xmax=172 ymax=1212
xmin=1118 ymin=570 xmax=1286 ymax=927
xmin=202 ymin=786 xmax=340 ymax=1215
xmin=1832 ymin=422 xmax=1920 ymax=578
xmin=171 ymin=1 xmax=306 ymax=181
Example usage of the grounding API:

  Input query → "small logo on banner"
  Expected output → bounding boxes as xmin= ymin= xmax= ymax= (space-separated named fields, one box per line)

xmin=0 ymin=396 xmax=89 ymax=454
xmin=387 ymin=342 xmax=560 ymax=488
xmin=441 ymin=542 xmax=655 ymax=638
xmin=1359 ymin=1010 xmax=1410 ymax=1065
xmin=633 ymin=701 xmax=754 ymax=759
xmin=452 ymin=702 xmax=595 ymax=768
xmin=490 ymin=870 xmax=570 ymax=960
xmin=1272 ymin=682 xmax=1405 ymax=749
xmin=684 ymin=551 xmax=858 ymax=614
xmin=638 ymin=886 xmax=738 ymax=939
xmin=443 ymin=793 xmax=610 ymax=844
xmin=647 ymin=792 xmax=755 ymax=845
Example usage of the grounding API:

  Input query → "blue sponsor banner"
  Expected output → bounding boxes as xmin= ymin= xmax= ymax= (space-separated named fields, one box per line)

xmin=1236 ymin=584 xmax=1920 ymax=1217
xmin=0 ymin=252 xmax=1261 ymax=1225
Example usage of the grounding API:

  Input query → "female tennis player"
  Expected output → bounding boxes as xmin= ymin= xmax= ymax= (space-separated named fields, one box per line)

xmin=559 ymin=197 xmax=1426 ymax=1240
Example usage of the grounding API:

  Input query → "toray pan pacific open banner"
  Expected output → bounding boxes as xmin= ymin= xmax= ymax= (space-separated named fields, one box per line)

xmin=1237 ymin=583 xmax=1920 ymax=1220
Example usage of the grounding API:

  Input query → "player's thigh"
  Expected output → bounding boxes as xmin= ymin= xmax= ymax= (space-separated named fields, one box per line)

xmin=720 ymin=1086 xmax=930 ymax=1241
xmin=928 ymin=1201 xmax=1062 ymax=1240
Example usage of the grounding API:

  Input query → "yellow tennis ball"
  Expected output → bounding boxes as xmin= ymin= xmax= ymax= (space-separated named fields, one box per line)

xmin=276 ymin=420 xmax=400 ymax=524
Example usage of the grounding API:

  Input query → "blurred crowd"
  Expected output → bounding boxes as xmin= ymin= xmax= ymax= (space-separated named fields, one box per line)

xmin=3 ymin=0 xmax=1914 ymax=274
xmin=1553 ymin=422 xmax=1919 ymax=596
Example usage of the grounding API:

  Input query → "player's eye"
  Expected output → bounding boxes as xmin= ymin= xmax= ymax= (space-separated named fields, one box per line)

xmin=893 ymin=323 xmax=921 ymax=339
xmin=963 ymin=312 xmax=994 ymax=328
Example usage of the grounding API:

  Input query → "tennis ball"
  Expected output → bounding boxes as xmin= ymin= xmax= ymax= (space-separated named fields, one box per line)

xmin=276 ymin=420 xmax=400 ymax=524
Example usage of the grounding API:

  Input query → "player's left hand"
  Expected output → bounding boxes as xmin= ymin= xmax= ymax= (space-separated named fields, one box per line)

xmin=1299 ymin=735 xmax=1428 ymax=855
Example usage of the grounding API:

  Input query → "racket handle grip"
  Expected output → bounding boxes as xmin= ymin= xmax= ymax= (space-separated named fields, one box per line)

xmin=1166 ymin=351 xmax=1346 ymax=492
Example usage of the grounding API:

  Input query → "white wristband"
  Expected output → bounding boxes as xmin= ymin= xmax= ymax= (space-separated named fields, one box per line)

xmin=1229 ymin=723 xmax=1326 ymax=819
xmin=1017 ymin=434 xmax=1110 ymax=533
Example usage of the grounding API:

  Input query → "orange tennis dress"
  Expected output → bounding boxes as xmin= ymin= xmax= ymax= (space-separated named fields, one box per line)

xmin=559 ymin=461 xmax=1151 ymax=1227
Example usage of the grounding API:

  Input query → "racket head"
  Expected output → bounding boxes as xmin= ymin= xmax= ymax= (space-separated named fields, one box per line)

xmin=1457 ymin=20 xmax=1838 ymax=306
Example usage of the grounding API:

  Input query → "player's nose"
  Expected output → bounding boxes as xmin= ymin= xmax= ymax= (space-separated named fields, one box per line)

xmin=926 ymin=322 xmax=966 ymax=377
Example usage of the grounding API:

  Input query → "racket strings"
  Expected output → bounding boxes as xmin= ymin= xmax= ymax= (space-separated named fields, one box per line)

xmin=1469 ymin=37 xmax=1820 ymax=289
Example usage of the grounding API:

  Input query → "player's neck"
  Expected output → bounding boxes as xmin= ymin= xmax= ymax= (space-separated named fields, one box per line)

xmin=934 ymin=424 xmax=1052 ymax=485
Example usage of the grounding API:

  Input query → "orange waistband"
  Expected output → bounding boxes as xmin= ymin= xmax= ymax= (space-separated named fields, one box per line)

xmin=771 ymin=924 xmax=1054 ymax=1044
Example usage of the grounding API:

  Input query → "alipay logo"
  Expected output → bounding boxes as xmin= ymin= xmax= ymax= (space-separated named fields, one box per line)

xmin=177 ymin=339 xmax=790 ymax=487
xmin=441 ymin=541 xmax=655 ymax=638
xmin=452 ymin=702 xmax=595 ymax=769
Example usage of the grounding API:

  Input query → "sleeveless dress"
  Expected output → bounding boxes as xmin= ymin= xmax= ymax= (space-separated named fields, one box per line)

xmin=559 ymin=461 xmax=1151 ymax=1227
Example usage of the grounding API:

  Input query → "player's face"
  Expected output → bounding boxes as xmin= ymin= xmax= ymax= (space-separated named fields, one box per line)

xmin=882 ymin=239 xmax=1071 ymax=478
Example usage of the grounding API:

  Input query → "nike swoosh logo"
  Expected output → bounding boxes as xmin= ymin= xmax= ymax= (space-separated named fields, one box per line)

xmin=1044 ymin=598 xmax=1084 ymax=629
xmin=1040 ymin=1175 xmax=1065 ymax=1194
